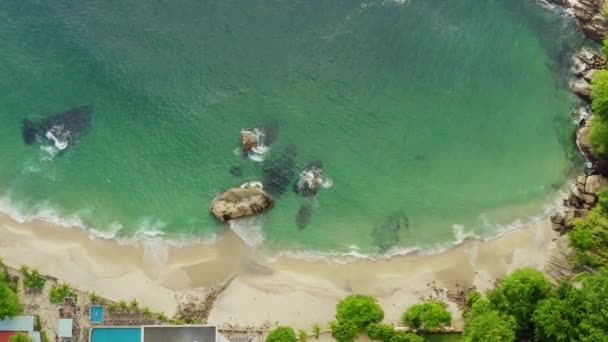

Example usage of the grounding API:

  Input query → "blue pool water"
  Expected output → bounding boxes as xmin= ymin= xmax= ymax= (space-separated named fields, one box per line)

xmin=90 ymin=306 xmax=104 ymax=324
xmin=90 ymin=328 xmax=141 ymax=342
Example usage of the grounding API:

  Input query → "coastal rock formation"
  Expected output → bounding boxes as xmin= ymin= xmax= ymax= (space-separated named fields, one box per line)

xmin=239 ymin=122 xmax=279 ymax=162
xmin=570 ymin=49 xmax=606 ymax=103
xmin=293 ymin=161 xmax=333 ymax=197
xmin=22 ymin=106 xmax=93 ymax=149
xmin=210 ymin=185 xmax=274 ymax=222
xmin=241 ymin=130 xmax=259 ymax=153
xmin=262 ymin=146 xmax=298 ymax=197
xmin=546 ymin=0 xmax=608 ymax=41
xmin=550 ymin=173 xmax=608 ymax=233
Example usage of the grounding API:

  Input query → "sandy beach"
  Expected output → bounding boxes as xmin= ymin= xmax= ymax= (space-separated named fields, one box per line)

xmin=0 ymin=212 xmax=564 ymax=331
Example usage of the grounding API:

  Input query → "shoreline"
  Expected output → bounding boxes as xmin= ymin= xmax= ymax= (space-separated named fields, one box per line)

xmin=0 ymin=210 xmax=562 ymax=330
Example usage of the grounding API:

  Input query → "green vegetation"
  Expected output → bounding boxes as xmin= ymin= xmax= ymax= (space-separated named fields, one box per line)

xmin=156 ymin=312 xmax=168 ymax=322
xmin=41 ymin=330 xmax=50 ymax=342
xmin=89 ymin=291 xmax=101 ymax=304
xmin=118 ymin=299 xmax=128 ymax=311
xmin=142 ymin=307 xmax=152 ymax=318
xmin=329 ymin=320 xmax=358 ymax=342
xmin=463 ymin=300 xmax=517 ymax=342
xmin=365 ymin=323 xmax=423 ymax=342
xmin=312 ymin=324 xmax=321 ymax=339
xmin=19 ymin=266 xmax=45 ymax=291
xmin=266 ymin=326 xmax=297 ymax=342
xmin=9 ymin=334 xmax=32 ymax=342
xmin=591 ymin=41 xmax=608 ymax=161
xmin=335 ymin=294 xmax=384 ymax=331
xmin=0 ymin=270 xmax=22 ymax=320
xmin=569 ymin=188 xmax=608 ymax=268
xmin=401 ymin=301 xmax=452 ymax=330
xmin=49 ymin=282 xmax=77 ymax=304
xmin=462 ymin=268 xmax=608 ymax=340
xmin=129 ymin=298 xmax=139 ymax=311
xmin=297 ymin=329 xmax=308 ymax=341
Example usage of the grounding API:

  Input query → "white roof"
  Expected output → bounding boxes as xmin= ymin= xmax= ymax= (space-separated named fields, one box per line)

xmin=58 ymin=319 xmax=73 ymax=338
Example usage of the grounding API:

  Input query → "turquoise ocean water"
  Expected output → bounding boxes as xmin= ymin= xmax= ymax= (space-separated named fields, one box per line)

xmin=0 ymin=0 xmax=585 ymax=256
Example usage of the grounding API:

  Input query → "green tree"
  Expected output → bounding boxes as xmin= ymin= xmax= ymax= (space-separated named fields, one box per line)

xmin=366 ymin=323 xmax=395 ymax=341
xmin=486 ymin=268 xmax=550 ymax=338
xmin=532 ymin=297 xmax=576 ymax=342
xmin=593 ymin=70 xmax=608 ymax=120
xmin=266 ymin=326 xmax=297 ymax=342
xmin=463 ymin=300 xmax=517 ymax=342
xmin=0 ymin=273 xmax=22 ymax=320
xmin=402 ymin=300 xmax=451 ymax=330
xmin=590 ymin=118 xmax=608 ymax=158
xmin=330 ymin=320 xmax=358 ymax=342
xmin=569 ymin=227 xmax=594 ymax=252
xmin=129 ymin=298 xmax=139 ymax=311
xmin=9 ymin=334 xmax=33 ymax=342
xmin=335 ymin=294 xmax=384 ymax=331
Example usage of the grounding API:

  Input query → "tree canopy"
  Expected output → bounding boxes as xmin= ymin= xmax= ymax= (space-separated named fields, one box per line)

xmin=0 ymin=271 xmax=22 ymax=320
xmin=335 ymin=294 xmax=384 ymax=332
xmin=463 ymin=299 xmax=517 ymax=342
xmin=401 ymin=300 xmax=452 ymax=330
xmin=485 ymin=268 xmax=550 ymax=338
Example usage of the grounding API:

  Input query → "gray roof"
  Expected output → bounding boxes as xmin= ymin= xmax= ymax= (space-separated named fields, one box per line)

xmin=58 ymin=319 xmax=73 ymax=338
xmin=29 ymin=331 xmax=41 ymax=342
xmin=0 ymin=316 xmax=35 ymax=332
xmin=143 ymin=326 xmax=216 ymax=342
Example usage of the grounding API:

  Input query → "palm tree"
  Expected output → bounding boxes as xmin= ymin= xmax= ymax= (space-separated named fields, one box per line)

xmin=118 ymin=299 xmax=128 ymax=311
xmin=89 ymin=292 xmax=100 ymax=304
xmin=142 ymin=307 xmax=152 ymax=318
xmin=19 ymin=265 xmax=29 ymax=275
xmin=129 ymin=298 xmax=139 ymax=312
xmin=313 ymin=324 xmax=321 ymax=339
xmin=156 ymin=312 xmax=168 ymax=322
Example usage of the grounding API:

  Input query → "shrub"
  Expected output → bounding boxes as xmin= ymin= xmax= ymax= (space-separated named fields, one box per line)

xmin=387 ymin=331 xmax=424 ymax=342
xmin=312 ymin=324 xmax=321 ymax=339
xmin=330 ymin=320 xmax=358 ymax=342
xmin=20 ymin=266 xmax=45 ymax=291
xmin=366 ymin=323 xmax=395 ymax=341
xmin=297 ymin=329 xmax=308 ymax=341
xmin=568 ymin=227 xmax=594 ymax=252
xmin=9 ymin=334 xmax=32 ymax=342
xmin=49 ymin=283 xmax=77 ymax=304
xmin=336 ymin=294 xmax=384 ymax=331
xmin=129 ymin=298 xmax=139 ymax=311
xmin=401 ymin=301 xmax=452 ymax=330
xmin=156 ymin=312 xmax=168 ymax=322
xmin=89 ymin=292 xmax=101 ymax=304
xmin=266 ymin=326 xmax=297 ymax=342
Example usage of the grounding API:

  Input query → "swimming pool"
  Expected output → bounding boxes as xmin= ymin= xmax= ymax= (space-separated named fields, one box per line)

xmin=90 ymin=327 xmax=141 ymax=342
xmin=90 ymin=306 xmax=104 ymax=323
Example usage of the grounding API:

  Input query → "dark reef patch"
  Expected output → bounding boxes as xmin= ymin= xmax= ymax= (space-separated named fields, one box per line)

xmin=295 ymin=203 xmax=313 ymax=230
xmin=22 ymin=106 xmax=93 ymax=147
xmin=371 ymin=212 xmax=409 ymax=253
xmin=262 ymin=145 xmax=298 ymax=197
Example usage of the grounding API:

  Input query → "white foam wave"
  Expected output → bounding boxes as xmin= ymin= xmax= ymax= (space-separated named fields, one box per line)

xmin=229 ymin=217 xmax=265 ymax=247
xmin=45 ymin=128 xmax=69 ymax=150
xmin=40 ymin=145 xmax=59 ymax=162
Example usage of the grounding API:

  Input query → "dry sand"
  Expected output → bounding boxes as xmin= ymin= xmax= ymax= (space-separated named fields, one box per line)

xmin=0 ymin=213 xmax=559 ymax=330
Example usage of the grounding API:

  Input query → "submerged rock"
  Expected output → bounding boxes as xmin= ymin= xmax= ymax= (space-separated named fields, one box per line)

xmin=295 ymin=203 xmax=313 ymax=230
xmin=229 ymin=166 xmax=244 ymax=177
xmin=210 ymin=185 xmax=274 ymax=222
xmin=371 ymin=213 xmax=409 ymax=253
xmin=262 ymin=146 xmax=298 ymax=197
xmin=22 ymin=106 xmax=93 ymax=149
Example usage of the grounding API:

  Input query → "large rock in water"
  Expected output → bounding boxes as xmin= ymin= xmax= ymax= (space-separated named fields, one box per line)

xmin=241 ymin=130 xmax=259 ymax=153
xmin=210 ymin=187 xmax=274 ymax=222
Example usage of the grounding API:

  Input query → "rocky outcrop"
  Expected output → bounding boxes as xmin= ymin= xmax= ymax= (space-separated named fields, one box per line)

xmin=570 ymin=49 xmax=606 ymax=103
xmin=546 ymin=0 xmax=608 ymax=41
xmin=22 ymin=106 xmax=93 ymax=149
xmin=210 ymin=185 xmax=274 ymax=222
xmin=240 ymin=130 xmax=259 ymax=153
xmin=550 ymin=173 xmax=607 ymax=233
xmin=293 ymin=161 xmax=333 ymax=197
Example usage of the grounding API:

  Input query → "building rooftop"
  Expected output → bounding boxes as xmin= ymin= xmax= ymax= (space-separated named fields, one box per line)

xmin=0 ymin=316 xmax=35 ymax=332
xmin=58 ymin=319 xmax=73 ymax=338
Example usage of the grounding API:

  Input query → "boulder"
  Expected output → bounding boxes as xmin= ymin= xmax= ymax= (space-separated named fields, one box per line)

xmin=572 ymin=79 xmax=593 ymax=101
xmin=576 ymin=174 xmax=587 ymax=193
xmin=210 ymin=187 xmax=274 ymax=222
xmin=580 ymin=193 xmax=598 ymax=205
xmin=585 ymin=174 xmax=608 ymax=194
xmin=578 ymin=124 xmax=592 ymax=155
xmin=241 ymin=130 xmax=259 ymax=153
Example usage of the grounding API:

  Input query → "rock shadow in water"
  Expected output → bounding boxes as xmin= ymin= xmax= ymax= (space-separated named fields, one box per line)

xmin=371 ymin=212 xmax=409 ymax=253
xmin=262 ymin=145 xmax=298 ymax=197
xmin=295 ymin=203 xmax=313 ymax=230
